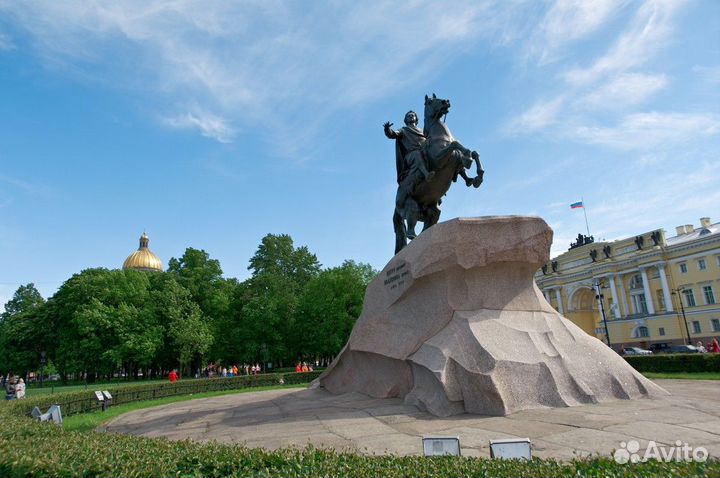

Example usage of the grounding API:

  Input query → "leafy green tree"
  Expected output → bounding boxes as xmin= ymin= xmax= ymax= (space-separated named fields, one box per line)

xmin=248 ymin=234 xmax=321 ymax=292
xmin=49 ymin=269 xmax=160 ymax=379
xmin=150 ymin=276 xmax=212 ymax=374
xmin=295 ymin=261 xmax=376 ymax=361
xmin=0 ymin=283 xmax=46 ymax=374
xmin=167 ymin=248 xmax=229 ymax=317
xmin=2 ymin=283 xmax=45 ymax=317
xmin=232 ymin=234 xmax=322 ymax=367
xmin=167 ymin=248 xmax=234 ymax=361
xmin=235 ymin=273 xmax=298 ymax=366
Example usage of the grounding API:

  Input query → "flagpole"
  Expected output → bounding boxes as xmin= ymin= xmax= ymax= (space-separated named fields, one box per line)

xmin=582 ymin=196 xmax=591 ymax=237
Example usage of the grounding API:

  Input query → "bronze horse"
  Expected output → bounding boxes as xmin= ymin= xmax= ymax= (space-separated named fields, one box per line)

xmin=393 ymin=94 xmax=484 ymax=254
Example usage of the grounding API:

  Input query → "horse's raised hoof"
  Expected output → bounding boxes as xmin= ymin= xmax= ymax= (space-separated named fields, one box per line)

xmin=472 ymin=176 xmax=483 ymax=188
xmin=406 ymin=229 xmax=417 ymax=240
xmin=464 ymin=178 xmax=473 ymax=187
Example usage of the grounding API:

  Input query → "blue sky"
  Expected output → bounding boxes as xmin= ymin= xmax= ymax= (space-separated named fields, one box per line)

xmin=1 ymin=0 xmax=719 ymax=308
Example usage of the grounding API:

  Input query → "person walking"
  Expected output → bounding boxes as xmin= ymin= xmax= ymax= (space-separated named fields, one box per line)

xmin=5 ymin=375 xmax=16 ymax=400
xmin=168 ymin=369 xmax=178 ymax=383
xmin=14 ymin=378 xmax=25 ymax=399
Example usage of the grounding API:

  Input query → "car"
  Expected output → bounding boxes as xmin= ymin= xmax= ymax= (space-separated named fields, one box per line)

xmin=622 ymin=347 xmax=653 ymax=356
xmin=664 ymin=345 xmax=700 ymax=354
xmin=649 ymin=343 xmax=670 ymax=353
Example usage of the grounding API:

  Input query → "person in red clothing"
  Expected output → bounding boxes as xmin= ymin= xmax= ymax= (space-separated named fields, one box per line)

xmin=295 ymin=362 xmax=302 ymax=373
xmin=709 ymin=338 xmax=720 ymax=353
xmin=168 ymin=369 xmax=178 ymax=382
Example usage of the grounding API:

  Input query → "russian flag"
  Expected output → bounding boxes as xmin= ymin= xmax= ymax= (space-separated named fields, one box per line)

xmin=570 ymin=201 xmax=584 ymax=209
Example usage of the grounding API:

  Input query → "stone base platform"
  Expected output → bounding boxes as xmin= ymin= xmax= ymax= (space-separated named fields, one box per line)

xmin=105 ymin=379 xmax=720 ymax=459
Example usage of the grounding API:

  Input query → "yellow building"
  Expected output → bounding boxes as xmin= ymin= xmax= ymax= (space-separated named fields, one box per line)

xmin=535 ymin=217 xmax=720 ymax=351
xmin=122 ymin=232 xmax=163 ymax=272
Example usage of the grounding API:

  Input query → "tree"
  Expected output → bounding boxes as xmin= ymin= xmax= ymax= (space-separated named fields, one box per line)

xmin=295 ymin=261 xmax=376 ymax=361
xmin=231 ymin=234 xmax=322 ymax=367
xmin=167 ymin=248 xmax=228 ymax=315
xmin=248 ymin=234 xmax=321 ymax=293
xmin=235 ymin=273 xmax=298 ymax=366
xmin=2 ymin=283 xmax=45 ymax=317
xmin=167 ymin=248 xmax=234 ymax=361
xmin=0 ymin=283 xmax=46 ymax=374
xmin=150 ymin=276 xmax=212 ymax=374
xmin=49 ymin=269 xmax=160 ymax=379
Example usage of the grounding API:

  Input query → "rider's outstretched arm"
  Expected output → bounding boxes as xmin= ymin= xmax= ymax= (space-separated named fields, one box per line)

xmin=384 ymin=122 xmax=401 ymax=139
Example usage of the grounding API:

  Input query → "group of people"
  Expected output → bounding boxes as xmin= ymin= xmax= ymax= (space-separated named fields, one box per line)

xmin=1 ymin=373 xmax=26 ymax=400
xmin=168 ymin=361 xmax=317 ymax=382
xmin=696 ymin=338 xmax=720 ymax=353
xmin=201 ymin=363 xmax=264 ymax=379
xmin=294 ymin=362 xmax=314 ymax=373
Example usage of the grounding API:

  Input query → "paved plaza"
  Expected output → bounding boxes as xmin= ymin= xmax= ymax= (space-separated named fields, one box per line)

xmin=105 ymin=379 xmax=720 ymax=459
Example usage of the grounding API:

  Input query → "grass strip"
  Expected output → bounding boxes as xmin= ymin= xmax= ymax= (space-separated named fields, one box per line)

xmin=642 ymin=372 xmax=720 ymax=380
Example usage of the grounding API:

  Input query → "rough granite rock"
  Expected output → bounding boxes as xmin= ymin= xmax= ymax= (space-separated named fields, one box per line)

xmin=317 ymin=216 xmax=667 ymax=416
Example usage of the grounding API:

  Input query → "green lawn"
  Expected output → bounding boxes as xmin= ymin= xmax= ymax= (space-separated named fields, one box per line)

xmin=642 ymin=371 xmax=720 ymax=380
xmin=63 ymin=383 xmax=307 ymax=433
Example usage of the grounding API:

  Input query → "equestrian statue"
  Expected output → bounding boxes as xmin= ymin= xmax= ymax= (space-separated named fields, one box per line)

xmin=384 ymin=94 xmax=484 ymax=254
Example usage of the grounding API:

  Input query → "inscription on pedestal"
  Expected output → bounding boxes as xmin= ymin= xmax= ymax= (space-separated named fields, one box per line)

xmin=383 ymin=260 xmax=412 ymax=304
xmin=384 ymin=261 xmax=410 ymax=289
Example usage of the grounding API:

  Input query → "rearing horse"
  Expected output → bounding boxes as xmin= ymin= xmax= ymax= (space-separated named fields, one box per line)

xmin=393 ymin=94 xmax=484 ymax=254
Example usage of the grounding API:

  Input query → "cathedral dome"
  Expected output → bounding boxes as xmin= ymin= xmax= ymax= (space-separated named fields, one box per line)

xmin=122 ymin=232 xmax=163 ymax=272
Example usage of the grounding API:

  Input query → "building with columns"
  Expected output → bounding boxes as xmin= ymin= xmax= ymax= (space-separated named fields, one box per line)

xmin=535 ymin=217 xmax=720 ymax=351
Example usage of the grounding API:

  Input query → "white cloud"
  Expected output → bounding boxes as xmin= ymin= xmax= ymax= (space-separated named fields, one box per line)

xmin=505 ymin=97 xmax=565 ymax=134
xmin=0 ymin=1 xmax=530 ymax=151
xmin=579 ymin=72 xmax=668 ymax=109
xmin=563 ymin=0 xmax=683 ymax=85
xmin=163 ymin=110 xmax=235 ymax=144
xmin=527 ymin=0 xmax=625 ymax=64
xmin=572 ymin=112 xmax=720 ymax=150
xmin=505 ymin=0 xmax=709 ymax=156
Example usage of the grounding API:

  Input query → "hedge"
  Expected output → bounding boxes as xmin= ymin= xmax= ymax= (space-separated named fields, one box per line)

xmin=0 ymin=373 xmax=717 ymax=477
xmin=624 ymin=353 xmax=720 ymax=373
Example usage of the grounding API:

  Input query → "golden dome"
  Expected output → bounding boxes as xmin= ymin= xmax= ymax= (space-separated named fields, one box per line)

xmin=122 ymin=232 xmax=163 ymax=272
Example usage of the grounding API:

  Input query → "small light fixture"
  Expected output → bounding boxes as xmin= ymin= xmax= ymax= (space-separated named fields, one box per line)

xmin=489 ymin=438 xmax=532 ymax=459
xmin=422 ymin=436 xmax=461 ymax=456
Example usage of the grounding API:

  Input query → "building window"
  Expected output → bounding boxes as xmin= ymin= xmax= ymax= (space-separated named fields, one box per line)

xmin=679 ymin=263 xmax=688 ymax=274
xmin=716 ymin=256 xmax=720 ymax=267
xmin=712 ymin=319 xmax=720 ymax=332
xmin=659 ymin=327 xmax=665 ymax=336
xmin=698 ymin=258 xmax=707 ymax=271
xmin=630 ymin=274 xmax=643 ymax=289
xmin=632 ymin=294 xmax=648 ymax=314
xmin=703 ymin=286 xmax=716 ymax=305
xmin=635 ymin=326 xmax=650 ymax=338
xmin=692 ymin=321 xmax=701 ymax=334
xmin=683 ymin=289 xmax=696 ymax=307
